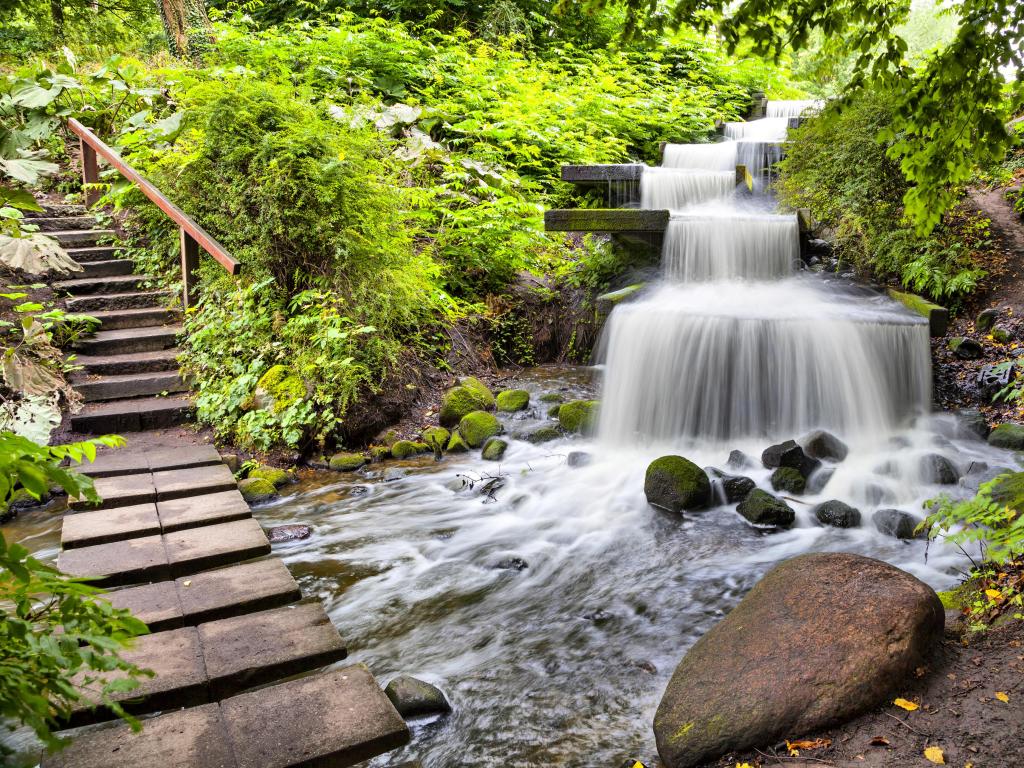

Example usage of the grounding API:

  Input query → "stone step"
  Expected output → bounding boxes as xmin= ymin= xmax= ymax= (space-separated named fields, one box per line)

xmin=74 ymin=348 xmax=179 ymax=376
xmin=54 ymin=274 xmax=153 ymax=296
xmin=105 ymin=559 xmax=301 ymax=631
xmin=66 ymin=246 xmax=122 ymax=263
xmin=57 ymin=518 xmax=270 ymax=587
xmin=45 ymin=665 xmax=409 ymax=768
xmin=63 ymin=490 xmax=251 ymax=549
xmin=70 ymin=463 xmax=237 ymax=510
xmin=64 ymin=601 xmax=347 ymax=726
xmin=70 ymin=395 xmax=192 ymax=433
xmin=51 ymin=228 xmax=115 ymax=247
xmin=27 ymin=203 xmax=86 ymax=217
xmin=65 ymin=290 xmax=173 ymax=313
xmin=31 ymin=215 xmax=101 ymax=231
xmin=76 ymin=443 xmax=221 ymax=478
xmin=88 ymin=306 xmax=179 ymax=331
xmin=81 ymin=259 xmax=135 ymax=278
xmin=73 ymin=370 xmax=187 ymax=402
xmin=73 ymin=325 xmax=181 ymax=356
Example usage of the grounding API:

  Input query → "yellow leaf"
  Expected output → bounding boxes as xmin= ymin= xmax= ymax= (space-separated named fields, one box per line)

xmin=995 ymin=691 xmax=1009 ymax=703
xmin=735 ymin=764 xmax=754 ymax=768
xmin=924 ymin=746 xmax=945 ymax=764
xmin=985 ymin=588 xmax=1002 ymax=600
xmin=894 ymin=697 xmax=919 ymax=711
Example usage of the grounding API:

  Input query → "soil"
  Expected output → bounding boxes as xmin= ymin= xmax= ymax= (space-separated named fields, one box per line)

xmin=714 ymin=616 xmax=1024 ymax=768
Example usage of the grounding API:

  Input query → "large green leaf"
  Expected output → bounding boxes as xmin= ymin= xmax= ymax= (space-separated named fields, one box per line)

xmin=0 ymin=157 xmax=58 ymax=185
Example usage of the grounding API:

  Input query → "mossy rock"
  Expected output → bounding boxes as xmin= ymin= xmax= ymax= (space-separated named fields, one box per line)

xmin=496 ymin=389 xmax=530 ymax=412
xmin=737 ymin=489 xmax=795 ymax=527
xmin=369 ymin=446 xmax=390 ymax=462
xmin=446 ymin=430 xmax=469 ymax=453
xmin=329 ymin=452 xmax=367 ymax=472
xmin=459 ymin=376 xmax=495 ymax=407
xmin=8 ymin=487 xmax=41 ymax=510
xmin=255 ymin=364 xmax=306 ymax=413
xmin=239 ymin=477 xmax=278 ymax=504
xmin=525 ymin=425 xmax=563 ymax=444
xmin=482 ymin=437 xmax=509 ymax=461
xmin=558 ymin=399 xmax=599 ymax=434
xmin=421 ymin=427 xmax=451 ymax=451
xmin=770 ymin=467 xmax=805 ymax=494
xmin=547 ymin=404 xmax=562 ymax=418
xmin=459 ymin=411 xmax=503 ymax=448
xmin=988 ymin=423 xmax=1024 ymax=450
xmin=248 ymin=465 xmax=291 ymax=487
xmin=392 ymin=440 xmax=429 ymax=459
xmin=439 ymin=382 xmax=494 ymax=428
xmin=993 ymin=325 xmax=1013 ymax=344
xmin=539 ymin=392 xmax=565 ymax=403
xmin=644 ymin=455 xmax=711 ymax=513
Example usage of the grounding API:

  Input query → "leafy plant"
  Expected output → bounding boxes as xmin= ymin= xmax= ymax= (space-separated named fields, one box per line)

xmin=926 ymin=473 xmax=1024 ymax=566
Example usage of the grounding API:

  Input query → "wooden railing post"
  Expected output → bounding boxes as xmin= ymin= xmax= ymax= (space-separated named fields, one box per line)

xmin=80 ymin=138 xmax=99 ymax=208
xmin=180 ymin=228 xmax=200 ymax=310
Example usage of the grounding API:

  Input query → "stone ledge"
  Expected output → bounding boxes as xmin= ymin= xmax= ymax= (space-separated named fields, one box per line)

xmin=544 ymin=208 xmax=670 ymax=233
xmin=887 ymin=288 xmax=950 ymax=337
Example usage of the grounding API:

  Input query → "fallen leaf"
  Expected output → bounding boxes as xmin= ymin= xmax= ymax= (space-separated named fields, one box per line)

xmin=894 ymin=697 xmax=920 ymax=711
xmin=735 ymin=763 xmax=754 ymax=768
xmin=787 ymin=738 xmax=831 ymax=751
xmin=995 ymin=691 xmax=1009 ymax=703
xmin=924 ymin=746 xmax=945 ymax=764
xmin=182 ymin=579 xmax=192 ymax=587
xmin=985 ymin=588 xmax=1002 ymax=600
xmin=869 ymin=736 xmax=891 ymax=746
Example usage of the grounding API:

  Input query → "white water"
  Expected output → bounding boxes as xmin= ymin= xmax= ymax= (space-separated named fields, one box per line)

xmin=639 ymin=167 xmax=735 ymax=209
xmin=766 ymin=98 xmax=824 ymax=118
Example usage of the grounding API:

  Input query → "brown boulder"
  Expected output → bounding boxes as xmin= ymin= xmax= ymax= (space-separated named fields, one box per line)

xmin=653 ymin=553 xmax=944 ymax=768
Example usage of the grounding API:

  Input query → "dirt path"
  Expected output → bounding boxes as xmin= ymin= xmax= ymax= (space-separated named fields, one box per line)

xmin=969 ymin=187 xmax=1024 ymax=314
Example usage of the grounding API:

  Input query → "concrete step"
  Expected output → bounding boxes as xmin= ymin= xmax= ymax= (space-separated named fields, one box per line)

xmin=74 ymin=348 xmax=179 ymax=376
xmin=73 ymin=370 xmax=186 ymax=402
xmin=51 ymin=228 xmax=115 ymax=247
xmin=31 ymin=215 xmax=101 ymax=231
xmin=75 ymin=443 xmax=221 ymax=478
xmin=69 ymin=395 xmax=192 ymax=433
xmin=73 ymin=325 xmax=181 ymax=356
xmin=106 ymin=558 xmax=301 ymax=631
xmin=45 ymin=665 xmax=409 ymax=768
xmin=57 ymin=518 xmax=270 ymax=586
xmin=65 ymin=290 xmax=172 ymax=313
xmin=70 ymin=463 xmax=237 ymax=510
xmin=66 ymin=246 xmax=122 ymax=263
xmin=54 ymin=274 xmax=153 ymax=296
xmin=88 ymin=306 xmax=179 ymax=331
xmin=81 ymin=259 xmax=135 ymax=278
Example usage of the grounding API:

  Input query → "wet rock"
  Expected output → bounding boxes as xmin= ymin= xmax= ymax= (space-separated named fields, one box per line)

xmin=872 ymin=509 xmax=923 ymax=539
xmin=459 ymin=411 xmax=503 ymax=448
xmin=959 ymin=463 xmax=1012 ymax=492
xmin=439 ymin=377 xmax=495 ymax=427
xmin=267 ymin=524 xmax=311 ymax=543
xmin=865 ymin=482 xmax=897 ymax=506
xmin=446 ymin=430 xmax=469 ymax=453
xmin=328 ymin=452 xmax=367 ymax=472
xmin=8 ymin=488 xmax=43 ymax=511
xmin=496 ymin=389 xmax=530 ymax=412
xmin=770 ymin=467 xmax=805 ymax=494
xmin=384 ymin=468 xmax=406 ymax=482
xmin=539 ymin=392 xmax=564 ymax=403
xmin=800 ymin=429 xmax=848 ymax=462
xmin=567 ymin=451 xmax=591 ymax=468
xmin=420 ymin=427 xmax=450 ymax=452
xmin=583 ymin=609 xmax=614 ymax=624
xmin=391 ymin=440 xmax=424 ymax=459
xmin=494 ymin=557 xmax=528 ymax=571
xmin=558 ymin=399 xmax=600 ymax=434
xmin=248 ymin=465 xmax=292 ymax=487
xmin=988 ymin=422 xmax=1024 ymax=450
xmin=919 ymin=453 xmax=959 ymax=485
xmin=726 ymin=449 xmax=754 ymax=470
xmin=736 ymin=489 xmax=794 ymax=528
xmin=369 ymin=446 xmax=390 ymax=462
xmin=481 ymin=437 xmax=508 ymax=461
xmin=760 ymin=440 xmax=821 ymax=479
xmin=949 ymin=336 xmax=983 ymax=359
xmin=806 ymin=467 xmax=834 ymax=494
xmin=653 ymin=553 xmax=945 ymax=768
xmin=976 ymin=307 xmax=1000 ymax=332
xmin=238 ymin=477 xmax=278 ymax=504
xmin=707 ymin=468 xmax=755 ymax=503
xmin=956 ymin=409 xmax=990 ymax=440
xmin=524 ymin=425 xmax=562 ymax=444
xmin=993 ymin=325 xmax=1013 ymax=344
xmin=813 ymin=499 xmax=861 ymax=528
xmin=644 ymin=456 xmax=711 ymax=513
xmin=445 ymin=476 xmax=472 ymax=493
xmin=547 ymin=403 xmax=562 ymax=418
xmin=384 ymin=676 xmax=452 ymax=719
xmin=220 ymin=453 xmax=240 ymax=473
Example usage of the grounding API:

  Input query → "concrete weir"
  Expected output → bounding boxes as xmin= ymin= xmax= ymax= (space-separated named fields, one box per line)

xmin=46 ymin=443 xmax=409 ymax=767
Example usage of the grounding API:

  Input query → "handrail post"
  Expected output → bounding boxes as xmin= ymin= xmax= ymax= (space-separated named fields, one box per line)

xmin=80 ymin=138 xmax=99 ymax=208
xmin=180 ymin=227 xmax=200 ymax=310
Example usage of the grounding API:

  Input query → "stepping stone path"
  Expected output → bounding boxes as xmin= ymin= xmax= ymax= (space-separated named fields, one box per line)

xmin=28 ymin=204 xmax=191 ymax=433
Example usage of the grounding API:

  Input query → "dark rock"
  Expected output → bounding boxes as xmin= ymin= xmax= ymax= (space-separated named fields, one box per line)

xmin=653 ymin=553 xmax=945 ymax=768
xmin=644 ymin=456 xmax=710 ymax=513
xmin=524 ymin=425 xmax=562 ymax=444
xmin=770 ymin=467 xmax=805 ymax=494
xmin=949 ymin=336 xmax=983 ymax=359
xmin=726 ymin=449 xmax=753 ymax=470
xmin=494 ymin=557 xmax=529 ymax=571
xmin=956 ymin=409 xmax=990 ymax=440
xmin=993 ymin=325 xmax=1013 ymax=344
xmin=806 ymin=467 xmax=834 ymax=494
xmin=633 ymin=660 xmax=657 ymax=675
xmin=267 ymin=524 xmax=311 ymax=543
xmin=872 ymin=509 xmax=923 ymax=539
xmin=583 ymin=609 xmax=614 ymax=624
xmin=976 ymin=307 xmax=1000 ymax=332
xmin=988 ymin=422 xmax=1024 ymax=450
xmin=919 ymin=453 xmax=959 ymax=485
xmin=567 ymin=451 xmax=591 ymax=468
xmin=864 ymin=482 xmax=897 ymax=506
xmin=384 ymin=675 xmax=452 ymax=719
xmin=813 ymin=499 xmax=861 ymax=528
xmin=481 ymin=437 xmax=508 ymax=461
xmin=800 ymin=429 xmax=848 ymax=462
xmin=760 ymin=440 xmax=820 ymax=478
xmin=736 ymin=489 xmax=795 ymax=528
xmin=707 ymin=468 xmax=755 ymax=504
xmin=220 ymin=453 xmax=240 ymax=473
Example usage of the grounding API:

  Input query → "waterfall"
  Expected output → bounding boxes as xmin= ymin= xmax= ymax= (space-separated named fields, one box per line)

xmin=723 ymin=118 xmax=789 ymax=142
xmin=766 ymin=99 xmax=823 ymax=118
xmin=662 ymin=210 xmax=798 ymax=281
xmin=662 ymin=142 xmax=737 ymax=171
xmin=640 ymin=167 xmax=735 ymax=209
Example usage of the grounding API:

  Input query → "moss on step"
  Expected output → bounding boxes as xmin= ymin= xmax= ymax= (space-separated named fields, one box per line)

xmin=887 ymin=288 xmax=949 ymax=336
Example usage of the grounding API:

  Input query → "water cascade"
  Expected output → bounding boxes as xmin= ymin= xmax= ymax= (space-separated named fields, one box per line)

xmin=766 ymin=98 xmax=824 ymax=118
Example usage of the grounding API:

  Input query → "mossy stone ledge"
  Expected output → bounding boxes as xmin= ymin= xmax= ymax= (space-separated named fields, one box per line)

xmin=496 ymin=389 xmax=530 ymax=412
xmin=644 ymin=455 xmax=711 ymax=513
xmin=459 ymin=411 xmax=503 ymax=448
xmin=887 ymin=288 xmax=948 ymax=337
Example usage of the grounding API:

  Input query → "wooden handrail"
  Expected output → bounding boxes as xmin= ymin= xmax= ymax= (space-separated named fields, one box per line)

xmin=67 ymin=118 xmax=240 ymax=309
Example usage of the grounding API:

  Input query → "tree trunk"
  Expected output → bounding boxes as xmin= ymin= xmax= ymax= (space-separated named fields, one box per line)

xmin=50 ymin=0 xmax=65 ymax=39
xmin=155 ymin=0 xmax=212 ymax=60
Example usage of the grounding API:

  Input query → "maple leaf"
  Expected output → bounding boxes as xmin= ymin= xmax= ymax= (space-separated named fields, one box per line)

xmin=894 ymin=697 xmax=919 ymax=711
xmin=995 ymin=691 xmax=1010 ymax=703
xmin=924 ymin=745 xmax=945 ymax=764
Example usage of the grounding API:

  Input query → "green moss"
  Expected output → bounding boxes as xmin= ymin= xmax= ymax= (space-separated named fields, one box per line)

xmin=256 ymin=364 xmax=306 ymax=413
xmin=643 ymin=455 xmax=710 ymax=513
xmin=391 ymin=440 xmax=427 ymax=459
xmin=248 ymin=465 xmax=291 ymax=487
xmin=446 ymin=430 xmax=469 ymax=453
xmin=558 ymin=399 xmax=599 ymax=434
xmin=369 ymin=446 xmax=391 ymax=462
xmin=496 ymin=389 xmax=530 ymax=412
xmin=770 ymin=466 xmax=805 ymax=494
xmin=525 ymin=425 xmax=563 ymax=444
xmin=421 ymin=426 xmax=451 ymax=451
xmin=459 ymin=376 xmax=495 ymax=408
xmin=238 ymin=477 xmax=278 ymax=503
xmin=938 ymin=585 xmax=970 ymax=611
xmin=993 ymin=326 xmax=1012 ymax=344
xmin=547 ymin=404 xmax=562 ymax=418
xmin=989 ymin=423 xmax=1024 ymax=450
xmin=329 ymin=452 xmax=367 ymax=471
xmin=459 ymin=410 xmax=503 ymax=447
xmin=887 ymin=289 xmax=948 ymax=336
xmin=539 ymin=393 xmax=564 ymax=403
xmin=439 ymin=385 xmax=493 ymax=427
xmin=482 ymin=437 xmax=509 ymax=460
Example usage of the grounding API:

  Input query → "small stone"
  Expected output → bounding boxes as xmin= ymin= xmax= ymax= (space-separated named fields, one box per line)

xmin=567 ymin=451 xmax=591 ymax=468
xmin=988 ymin=422 xmax=1024 ymax=450
xmin=919 ymin=453 xmax=959 ymax=485
xmin=248 ymin=465 xmax=291 ymax=487
xmin=267 ymin=524 xmax=311 ymax=543
xmin=494 ymin=557 xmax=528 ymax=571
xmin=761 ymin=440 xmax=821 ymax=478
xmin=993 ymin=325 xmax=1013 ymax=344
xmin=949 ymin=336 xmax=983 ymax=359
xmin=800 ymin=429 xmax=848 ymax=462
xmin=872 ymin=509 xmax=923 ymax=539
xmin=583 ymin=609 xmax=614 ymax=624
xmin=481 ymin=438 xmax=508 ymax=461
xmin=736 ymin=489 xmax=794 ymax=527
xmin=496 ymin=389 xmax=530 ymax=412
xmin=976 ymin=307 xmax=999 ymax=332
xmin=384 ymin=676 xmax=452 ymax=719
xmin=369 ymin=446 xmax=390 ymax=462
xmin=539 ymin=393 xmax=564 ymax=403
xmin=446 ymin=430 xmax=470 ymax=453
xmin=813 ymin=499 xmax=861 ymax=528
xmin=770 ymin=466 xmax=806 ymax=494
xmin=644 ymin=455 xmax=711 ymax=513
xmin=329 ymin=452 xmax=368 ymax=472
xmin=220 ymin=453 xmax=240 ymax=473
xmin=238 ymin=477 xmax=278 ymax=504
xmin=726 ymin=450 xmax=753 ymax=470
xmin=707 ymin=468 xmax=755 ymax=503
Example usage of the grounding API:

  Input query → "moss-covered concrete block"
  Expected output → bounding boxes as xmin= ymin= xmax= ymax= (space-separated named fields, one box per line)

xmin=544 ymin=209 xmax=670 ymax=233
xmin=887 ymin=288 xmax=949 ymax=337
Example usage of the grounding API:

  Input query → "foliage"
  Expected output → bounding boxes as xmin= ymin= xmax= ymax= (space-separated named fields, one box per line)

xmin=927 ymin=473 xmax=1024 ymax=567
xmin=777 ymin=88 xmax=987 ymax=302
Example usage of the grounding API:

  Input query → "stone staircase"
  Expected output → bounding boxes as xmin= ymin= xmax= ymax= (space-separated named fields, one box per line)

xmin=30 ymin=204 xmax=193 ymax=432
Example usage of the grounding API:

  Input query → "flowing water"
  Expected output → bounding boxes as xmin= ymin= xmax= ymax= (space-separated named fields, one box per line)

xmin=4 ymin=99 xmax=1020 ymax=767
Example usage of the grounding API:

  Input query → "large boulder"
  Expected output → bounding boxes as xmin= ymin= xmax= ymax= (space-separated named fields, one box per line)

xmin=813 ymin=499 xmax=861 ymax=528
xmin=988 ymin=423 xmax=1024 ymax=450
xmin=459 ymin=411 xmax=503 ymax=448
xmin=496 ymin=389 xmax=530 ymax=412
xmin=761 ymin=440 xmax=821 ymax=478
xmin=653 ymin=553 xmax=945 ymax=768
xmin=770 ymin=467 xmax=805 ymax=494
xmin=736 ymin=489 xmax=794 ymax=528
xmin=644 ymin=456 xmax=711 ymax=513
xmin=919 ymin=453 xmax=959 ymax=485
xmin=800 ymin=429 xmax=848 ymax=462
xmin=438 ymin=376 xmax=495 ymax=427
xmin=384 ymin=675 xmax=452 ymax=719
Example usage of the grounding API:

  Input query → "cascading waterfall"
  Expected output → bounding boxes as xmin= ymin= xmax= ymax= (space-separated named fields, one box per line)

xmin=766 ymin=98 xmax=824 ymax=118
xmin=599 ymin=106 xmax=931 ymax=444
